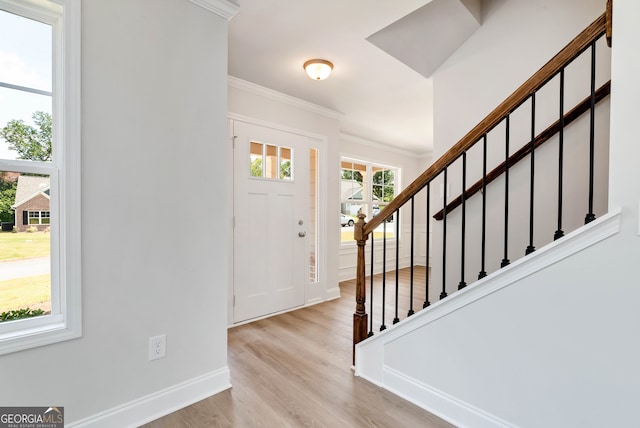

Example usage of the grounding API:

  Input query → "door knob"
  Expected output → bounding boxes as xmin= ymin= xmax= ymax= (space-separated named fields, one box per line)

xmin=298 ymin=231 xmax=306 ymax=237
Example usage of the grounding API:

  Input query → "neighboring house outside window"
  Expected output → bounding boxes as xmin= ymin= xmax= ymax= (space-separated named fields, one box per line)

xmin=28 ymin=210 xmax=50 ymax=225
xmin=340 ymin=157 xmax=399 ymax=243
xmin=0 ymin=0 xmax=81 ymax=355
xmin=12 ymin=175 xmax=50 ymax=230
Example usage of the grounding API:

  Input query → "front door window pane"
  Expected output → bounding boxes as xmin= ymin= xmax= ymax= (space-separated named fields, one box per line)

xmin=249 ymin=142 xmax=263 ymax=177
xmin=249 ymin=141 xmax=295 ymax=182
xmin=264 ymin=144 xmax=277 ymax=179
xmin=280 ymin=147 xmax=292 ymax=180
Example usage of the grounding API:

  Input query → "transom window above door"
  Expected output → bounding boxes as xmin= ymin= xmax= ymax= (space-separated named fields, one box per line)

xmin=249 ymin=141 xmax=293 ymax=180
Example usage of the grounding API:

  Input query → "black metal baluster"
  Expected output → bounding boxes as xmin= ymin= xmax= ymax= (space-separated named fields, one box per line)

xmin=408 ymin=197 xmax=415 ymax=317
xmin=441 ymin=168 xmax=448 ymax=299
xmin=458 ymin=152 xmax=467 ymax=290
xmin=479 ymin=135 xmax=487 ymax=279
xmin=554 ymin=69 xmax=566 ymax=240
xmin=526 ymin=92 xmax=537 ymax=255
xmin=393 ymin=210 xmax=400 ymax=324
xmin=380 ymin=220 xmax=387 ymax=331
xmin=501 ymin=115 xmax=511 ymax=268
xmin=585 ymin=41 xmax=597 ymax=224
xmin=368 ymin=237 xmax=374 ymax=337
xmin=424 ymin=184 xmax=431 ymax=308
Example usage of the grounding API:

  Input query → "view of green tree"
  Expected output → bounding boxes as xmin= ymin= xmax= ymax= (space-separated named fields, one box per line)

xmin=0 ymin=173 xmax=17 ymax=223
xmin=341 ymin=169 xmax=363 ymax=184
xmin=250 ymin=157 xmax=293 ymax=179
xmin=372 ymin=169 xmax=395 ymax=202
xmin=250 ymin=157 xmax=262 ymax=177
xmin=0 ymin=111 xmax=52 ymax=161
xmin=280 ymin=160 xmax=291 ymax=179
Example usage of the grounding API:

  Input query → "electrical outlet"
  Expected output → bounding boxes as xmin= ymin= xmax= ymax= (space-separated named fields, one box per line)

xmin=149 ymin=334 xmax=166 ymax=361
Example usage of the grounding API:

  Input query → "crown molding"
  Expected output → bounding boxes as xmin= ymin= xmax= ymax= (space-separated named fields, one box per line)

xmin=340 ymin=132 xmax=431 ymax=158
xmin=189 ymin=0 xmax=238 ymax=20
xmin=228 ymin=75 xmax=344 ymax=120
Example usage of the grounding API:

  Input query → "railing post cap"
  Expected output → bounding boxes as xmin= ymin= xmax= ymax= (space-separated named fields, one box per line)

xmin=354 ymin=213 xmax=368 ymax=243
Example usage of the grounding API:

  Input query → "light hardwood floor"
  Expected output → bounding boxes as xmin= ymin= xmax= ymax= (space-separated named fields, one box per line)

xmin=144 ymin=271 xmax=453 ymax=427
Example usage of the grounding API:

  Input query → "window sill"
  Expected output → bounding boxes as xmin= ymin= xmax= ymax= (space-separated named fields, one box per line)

xmin=0 ymin=313 xmax=81 ymax=356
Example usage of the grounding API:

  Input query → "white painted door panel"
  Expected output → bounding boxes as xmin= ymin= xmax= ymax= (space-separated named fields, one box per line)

xmin=233 ymin=121 xmax=308 ymax=323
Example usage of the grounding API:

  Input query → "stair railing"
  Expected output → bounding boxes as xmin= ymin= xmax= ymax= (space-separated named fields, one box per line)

xmin=353 ymin=10 xmax=611 ymax=361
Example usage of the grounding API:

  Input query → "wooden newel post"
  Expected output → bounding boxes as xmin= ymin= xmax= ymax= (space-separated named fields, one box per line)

xmin=353 ymin=212 xmax=368 ymax=365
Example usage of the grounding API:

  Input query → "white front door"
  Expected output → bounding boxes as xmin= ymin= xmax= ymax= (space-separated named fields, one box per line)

xmin=233 ymin=120 xmax=309 ymax=323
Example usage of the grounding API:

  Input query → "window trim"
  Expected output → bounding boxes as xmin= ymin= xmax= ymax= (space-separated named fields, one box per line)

xmin=0 ymin=0 xmax=81 ymax=355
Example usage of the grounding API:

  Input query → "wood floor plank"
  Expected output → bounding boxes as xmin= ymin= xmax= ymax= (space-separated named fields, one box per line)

xmin=143 ymin=274 xmax=454 ymax=428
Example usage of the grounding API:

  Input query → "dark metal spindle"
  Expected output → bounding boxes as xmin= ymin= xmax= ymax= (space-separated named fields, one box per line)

xmin=393 ymin=210 xmax=400 ymax=324
xmin=501 ymin=115 xmax=511 ymax=268
xmin=478 ymin=135 xmax=487 ymax=279
xmin=368 ymin=236 xmax=374 ymax=337
xmin=526 ymin=92 xmax=537 ymax=255
xmin=380 ymin=220 xmax=387 ymax=331
xmin=424 ymin=184 xmax=431 ymax=308
xmin=585 ymin=41 xmax=597 ymax=224
xmin=408 ymin=198 xmax=415 ymax=317
xmin=554 ymin=69 xmax=566 ymax=240
xmin=458 ymin=152 xmax=467 ymax=290
xmin=441 ymin=168 xmax=448 ymax=300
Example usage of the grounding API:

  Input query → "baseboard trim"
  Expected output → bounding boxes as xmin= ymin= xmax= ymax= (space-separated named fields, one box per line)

xmin=67 ymin=367 xmax=231 ymax=428
xmin=326 ymin=286 xmax=341 ymax=300
xmin=355 ymin=209 xmax=621 ymax=424
xmin=383 ymin=367 xmax=514 ymax=428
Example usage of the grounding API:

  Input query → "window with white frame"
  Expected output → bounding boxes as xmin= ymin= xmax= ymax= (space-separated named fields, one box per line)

xmin=0 ymin=0 xmax=81 ymax=355
xmin=28 ymin=210 xmax=50 ymax=225
xmin=340 ymin=157 xmax=399 ymax=243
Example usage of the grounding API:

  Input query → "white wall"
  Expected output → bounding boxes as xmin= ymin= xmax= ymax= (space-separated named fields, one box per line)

xmin=338 ymin=134 xmax=432 ymax=281
xmin=228 ymin=79 xmax=342 ymax=315
xmin=430 ymin=0 xmax=610 ymax=300
xmin=0 ymin=1 xmax=232 ymax=425
xmin=357 ymin=0 xmax=640 ymax=426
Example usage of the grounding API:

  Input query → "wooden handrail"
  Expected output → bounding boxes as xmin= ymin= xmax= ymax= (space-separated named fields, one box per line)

xmin=353 ymin=9 xmax=609 ymax=355
xmin=362 ymin=13 xmax=607 ymax=236
xmin=433 ymin=80 xmax=611 ymax=221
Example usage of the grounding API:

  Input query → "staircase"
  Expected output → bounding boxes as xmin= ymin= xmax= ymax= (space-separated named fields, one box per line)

xmin=352 ymin=3 xmax=617 ymax=427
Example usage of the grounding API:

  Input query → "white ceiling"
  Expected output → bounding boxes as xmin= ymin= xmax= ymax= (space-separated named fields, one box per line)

xmin=228 ymin=0 xmax=482 ymax=154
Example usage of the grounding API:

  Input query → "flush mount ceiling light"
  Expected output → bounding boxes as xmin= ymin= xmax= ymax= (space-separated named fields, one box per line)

xmin=303 ymin=59 xmax=333 ymax=80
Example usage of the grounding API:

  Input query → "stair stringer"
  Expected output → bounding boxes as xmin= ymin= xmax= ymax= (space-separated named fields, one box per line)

xmin=354 ymin=208 xmax=621 ymax=428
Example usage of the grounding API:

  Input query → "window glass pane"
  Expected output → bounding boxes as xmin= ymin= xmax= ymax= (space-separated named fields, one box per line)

xmin=340 ymin=202 xmax=361 ymax=243
xmin=309 ymin=149 xmax=318 ymax=282
xmin=340 ymin=157 xmax=398 ymax=244
xmin=0 ymin=170 xmax=50 ymax=318
xmin=0 ymin=10 xmax=53 ymax=162
xmin=341 ymin=161 xmax=366 ymax=202
xmin=280 ymin=146 xmax=292 ymax=180
xmin=373 ymin=168 xmax=395 ymax=202
xmin=249 ymin=142 xmax=263 ymax=177
xmin=341 ymin=168 xmax=352 ymax=181
xmin=264 ymin=144 xmax=278 ymax=179
xmin=0 ymin=10 xmax=52 ymax=92
xmin=0 ymin=88 xmax=52 ymax=162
